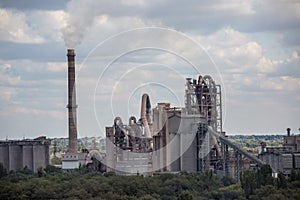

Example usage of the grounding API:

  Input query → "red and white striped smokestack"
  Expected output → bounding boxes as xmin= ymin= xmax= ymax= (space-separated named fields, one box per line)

xmin=67 ymin=49 xmax=78 ymax=153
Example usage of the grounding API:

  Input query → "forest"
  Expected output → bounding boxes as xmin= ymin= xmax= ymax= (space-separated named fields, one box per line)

xmin=0 ymin=163 xmax=300 ymax=200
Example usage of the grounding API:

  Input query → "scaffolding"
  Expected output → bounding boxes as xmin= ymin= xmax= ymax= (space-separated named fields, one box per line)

xmin=185 ymin=75 xmax=223 ymax=172
xmin=185 ymin=75 xmax=222 ymax=133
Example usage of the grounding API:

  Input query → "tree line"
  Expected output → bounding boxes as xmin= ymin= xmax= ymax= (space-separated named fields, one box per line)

xmin=0 ymin=163 xmax=300 ymax=199
xmin=240 ymin=165 xmax=300 ymax=199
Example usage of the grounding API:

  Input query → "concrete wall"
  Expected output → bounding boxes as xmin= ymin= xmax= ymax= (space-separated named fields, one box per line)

xmin=105 ymin=127 xmax=115 ymax=172
xmin=0 ymin=145 xmax=9 ymax=171
xmin=62 ymin=160 xmax=79 ymax=169
xmin=294 ymin=153 xmax=300 ymax=169
xmin=168 ymin=114 xmax=206 ymax=172
xmin=22 ymin=145 xmax=33 ymax=170
xmin=33 ymin=145 xmax=49 ymax=172
xmin=259 ymin=152 xmax=300 ymax=175
xmin=260 ymin=153 xmax=280 ymax=172
xmin=284 ymin=136 xmax=300 ymax=152
xmin=181 ymin=133 xmax=197 ymax=172
xmin=169 ymin=132 xmax=180 ymax=171
xmin=9 ymin=145 xmax=22 ymax=171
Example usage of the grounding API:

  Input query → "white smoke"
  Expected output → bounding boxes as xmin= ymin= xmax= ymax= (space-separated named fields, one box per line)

xmin=61 ymin=0 xmax=134 ymax=48
xmin=62 ymin=0 xmax=101 ymax=48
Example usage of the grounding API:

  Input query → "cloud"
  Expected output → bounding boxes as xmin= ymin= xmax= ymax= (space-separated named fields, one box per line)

xmin=211 ymin=1 xmax=255 ymax=15
xmin=0 ymin=87 xmax=17 ymax=102
xmin=0 ymin=62 xmax=21 ymax=86
xmin=26 ymin=10 xmax=67 ymax=42
xmin=260 ymin=76 xmax=300 ymax=91
xmin=15 ymin=107 xmax=65 ymax=120
xmin=0 ymin=9 xmax=44 ymax=43
xmin=272 ymin=51 xmax=300 ymax=78
xmin=47 ymin=62 xmax=67 ymax=72
xmin=0 ymin=0 xmax=300 ymax=137
xmin=0 ymin=0 xmax=69 ymax=11
xmin=0 ymin=61 xmax=20 ymax=103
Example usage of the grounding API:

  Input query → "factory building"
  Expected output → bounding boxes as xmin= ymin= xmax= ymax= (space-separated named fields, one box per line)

xmin=259 ymin=128 xmax=300 ymax=176
xmin=105 ymin=75 xmax=264 ymax=178
xmin=0 ymin=136 xmax=50 ymax=172
xmin=60 ymin=49 xmax=263 ymax=178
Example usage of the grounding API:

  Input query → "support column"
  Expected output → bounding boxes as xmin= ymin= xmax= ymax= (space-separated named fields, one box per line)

xmin=234 ymin=150 xmax=242 ymax=182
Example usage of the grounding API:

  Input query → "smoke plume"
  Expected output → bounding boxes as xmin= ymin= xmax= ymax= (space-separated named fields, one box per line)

xmin=61 ymin=0 xmax=141 ymax=48
xmin=62 ymin=0 xmax=99 ymax=48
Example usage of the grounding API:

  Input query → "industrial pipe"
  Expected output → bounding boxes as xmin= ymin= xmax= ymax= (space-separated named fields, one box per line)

xmin=141 ymin=94 xmax=152 ymax=138
xmin=114 ymin=116 xmax=123 ymax=126
xmin=114 ymin=117 xmax=129 ymax=147
xmin=129 ymin=116 xmax=137 ymax=125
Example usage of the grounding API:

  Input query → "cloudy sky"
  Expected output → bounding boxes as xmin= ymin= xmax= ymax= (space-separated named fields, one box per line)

xmin=0 ymin=0 xmax=299 ymax=139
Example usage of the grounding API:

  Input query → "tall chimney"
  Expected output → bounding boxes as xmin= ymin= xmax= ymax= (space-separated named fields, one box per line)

xmin=287 ymin=128 xmax=291 ymax=137
xmin=67 ymin=49 xmax=78 ymax=153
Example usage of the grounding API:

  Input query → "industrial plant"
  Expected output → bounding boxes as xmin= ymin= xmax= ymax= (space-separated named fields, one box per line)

xmin=105 ymin=74 xmax=265 ymax=181
xmin=1 ymin=48 xmax=299 ymax=181
xmin=259 ymin=128 xmax=300 ymax=176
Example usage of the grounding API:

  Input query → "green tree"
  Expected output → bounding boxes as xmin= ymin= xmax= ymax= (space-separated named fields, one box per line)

xmin=240 ymin=170 xmax=258 ymax=198
xmin=216 ymin=184 xmax=245 ymax=200
xmin=44 ymin=164 xmax=61 ymax=175
xmin=257 ymin=164 xmax=273 ymax=186
xmin=249 ymin=185 xmax=278 ymax=200
xmin=289 ymin=169 xmax=300 ymax=182
xmin=0 ymin=163 xmax=7 ymax=178
xmin=50 ymin=156 xmax=62 ymax=165
xmin=221 ymin=176 xmax=235 ymax=186
xmin=178 ymin=190 xmax=193 ymax=200
xmin=37 ymin=167 xmax=45 ymax=177
xmin=276 ymin=172 xmax=287 ymax=189
xmin=140 ymin=194 xmax=159 ymax=200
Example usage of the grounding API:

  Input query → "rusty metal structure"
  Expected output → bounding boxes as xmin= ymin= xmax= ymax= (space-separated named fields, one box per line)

xmin=105 ymin=74 xmax=265 ymax=179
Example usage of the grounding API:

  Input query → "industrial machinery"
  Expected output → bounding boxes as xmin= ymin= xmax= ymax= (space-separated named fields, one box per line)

xmin=106 ymin=75 xmax=221 ymax=174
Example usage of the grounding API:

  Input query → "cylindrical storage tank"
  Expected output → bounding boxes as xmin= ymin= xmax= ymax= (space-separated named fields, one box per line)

xmin=9 ymin=145 xmax=22 ymax=171
xmin=22 ymin=145 xmax=33 ymax=170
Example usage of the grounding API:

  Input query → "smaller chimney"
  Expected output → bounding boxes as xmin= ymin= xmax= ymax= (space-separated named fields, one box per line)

xmin=260 ymin=142 xmax=266 ymax=154
xmin=287 ymin=128 xmax=291 ymax=136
